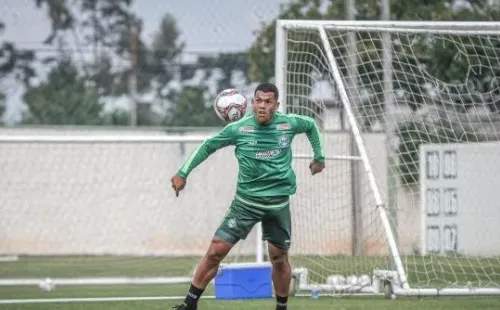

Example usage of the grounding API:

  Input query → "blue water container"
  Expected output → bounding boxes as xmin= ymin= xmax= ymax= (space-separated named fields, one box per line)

xmin=214 ymin=262 xmax=273 ymax=300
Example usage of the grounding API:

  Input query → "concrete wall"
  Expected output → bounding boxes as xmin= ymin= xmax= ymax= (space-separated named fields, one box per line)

xmin=0 ymin=127 xmax=421 ymax=257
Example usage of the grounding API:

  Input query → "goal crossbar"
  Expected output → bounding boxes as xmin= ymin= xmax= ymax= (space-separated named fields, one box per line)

xmin=278 ymin=19 xmax=500 ymax=30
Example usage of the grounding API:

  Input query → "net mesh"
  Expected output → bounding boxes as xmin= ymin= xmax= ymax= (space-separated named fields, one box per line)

xmin=283 ymin=24 xmax=500 ymax=290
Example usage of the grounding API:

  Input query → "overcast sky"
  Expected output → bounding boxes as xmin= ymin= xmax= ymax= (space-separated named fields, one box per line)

xmin=2 ymin=0 xmax=283 ymax=53
xmin=1 ymin=0 xmax=284 ymax=122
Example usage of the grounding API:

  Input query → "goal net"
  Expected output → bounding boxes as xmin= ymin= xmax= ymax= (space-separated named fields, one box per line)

xmin=276 ymin=20 xmax=500 ymax=296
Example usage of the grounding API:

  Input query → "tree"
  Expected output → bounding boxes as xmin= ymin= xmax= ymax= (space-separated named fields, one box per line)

xmin=0 ymin=90 xmax=5 ymax=124
xmin=0 ymin=20 xmax=36 ymax=89
xmin=147 ymin=13 xmax=184 ymax=99
xmin=249 ymin=0 xmax=500 ymax=123
xmin=196 ymin=52 xmax=250 ymax=92
xmin=22 ymin=56 xmax=103 ymax=125
xmin=165 ymin=51 xmax=250 ymax=127
xmin=34 ymin=0 xmax=142 ymax=96
xmin=1 ymin=18 xmax=37 ymax=125
xmin=167 ymin=86 xmax=224 ymax=127
xmin=35 ymin=1 xmax=185 ymax=98
xmin=35 ymin=2 xmax=186 ymax=125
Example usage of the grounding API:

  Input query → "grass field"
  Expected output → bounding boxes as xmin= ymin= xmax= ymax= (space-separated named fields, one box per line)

xmin=1 ymin=256 xmax=500 ymax=309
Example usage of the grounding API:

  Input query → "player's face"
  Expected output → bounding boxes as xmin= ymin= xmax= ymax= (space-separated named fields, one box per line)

xmin=252 ymin=91 xmax=279 ymax=124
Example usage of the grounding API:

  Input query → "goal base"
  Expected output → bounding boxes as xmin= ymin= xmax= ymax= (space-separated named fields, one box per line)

xmin=291 ymin=267 xmax=379 ymax=295
xmin=292 ymin=267 xmax=500 ymax=298
xmin=393 ymin=287 xmax=500 ymax=297
xmin=377 ymin=270 xmax=500 ymax=298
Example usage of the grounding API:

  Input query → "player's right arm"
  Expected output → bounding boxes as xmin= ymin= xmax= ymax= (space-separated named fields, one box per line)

xmin=176 ymin=125 xmax=236 ymax=178
xmin=171 ymin=125 xmax=236 ymax=196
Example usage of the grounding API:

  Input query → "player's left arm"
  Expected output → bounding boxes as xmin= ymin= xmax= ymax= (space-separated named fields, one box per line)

xmin=291 ymin=114 xmax=326 ymax=175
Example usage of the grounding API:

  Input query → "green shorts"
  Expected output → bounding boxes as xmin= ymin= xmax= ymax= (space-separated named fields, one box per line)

xmin=214 ymin=194 xmax=292 ymax=250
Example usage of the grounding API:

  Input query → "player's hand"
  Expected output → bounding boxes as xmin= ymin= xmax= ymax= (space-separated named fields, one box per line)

xmin=309 ymin=160 xmax=325 ymax=176
xmin=171 ymin=174 xmax=186 ymax=197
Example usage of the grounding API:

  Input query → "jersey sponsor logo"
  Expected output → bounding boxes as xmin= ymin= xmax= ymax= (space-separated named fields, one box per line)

xmin=276 ymin=122 xmax=291 ymax=130
xmin=256 ymin=149 xmax=281 ymax=159
xmin=277 ymin=135 xmax=291 ymax=148
xmin=238 ymin=126 xmax=254 ymax=132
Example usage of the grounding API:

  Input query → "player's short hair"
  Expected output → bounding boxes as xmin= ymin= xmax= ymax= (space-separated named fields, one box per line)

xmin=254 ymin=83 xmax=279 ymax=100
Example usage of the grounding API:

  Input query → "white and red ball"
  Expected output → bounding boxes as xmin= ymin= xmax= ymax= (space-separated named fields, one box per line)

xmin=213 ymin=89 xmax=247 ymax=122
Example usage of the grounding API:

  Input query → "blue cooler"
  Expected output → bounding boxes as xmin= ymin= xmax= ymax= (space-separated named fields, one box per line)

xmin=214 ymin=262 xmax=273 ymax=300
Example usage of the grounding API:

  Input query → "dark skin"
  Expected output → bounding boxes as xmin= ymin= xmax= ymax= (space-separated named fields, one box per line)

xmin=170 ymin=90 xmax=325 ymax=295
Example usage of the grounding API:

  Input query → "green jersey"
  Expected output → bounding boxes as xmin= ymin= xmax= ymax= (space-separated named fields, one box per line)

xmin=177 ymin=112 xmax=325 ymax=199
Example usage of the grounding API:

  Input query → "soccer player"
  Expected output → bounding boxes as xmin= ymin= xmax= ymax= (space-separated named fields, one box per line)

xmin=171 ymin=83 xmax=325 ymax=310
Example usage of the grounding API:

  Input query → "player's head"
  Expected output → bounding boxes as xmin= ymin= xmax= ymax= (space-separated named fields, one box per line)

xmin=252 ymin=83 xmax=280 ymax=124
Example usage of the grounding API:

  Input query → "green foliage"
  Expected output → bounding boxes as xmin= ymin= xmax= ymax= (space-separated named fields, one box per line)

xmin=1 ymin=19 xmax=36 ymax=124
xmin=6 ymin=1 xmax=249 ymax=127
xmin=35 ymin=0 xmax=144 ymax=96
xmin=249 ymin=0 xmax=500 ymax=121
xmin=0 ymin=90 xmax=5 ymax=124
xmin=22 ymin=59 xmax=103 ymax=125
xmin=23 ymin=1 xmax=189 ymax=126
xmin=397 ymin=120 xmax=488 ymax=186
xmin=167 ymin=86 xmax=225 ymax=127
xmin=196 ymin=52 xmax=250 ymax=92
xmin=100 ymin=109 xmax=131 ymax=126
xmin=0 ymin=19 xmax=36 ymax=87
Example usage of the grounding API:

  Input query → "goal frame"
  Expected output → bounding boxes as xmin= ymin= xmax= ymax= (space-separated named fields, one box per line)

xmin=275 ymin=19 xmax=500 ymax=297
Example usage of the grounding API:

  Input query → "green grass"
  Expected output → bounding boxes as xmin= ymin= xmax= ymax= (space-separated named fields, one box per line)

xmin=2 ymin=297 xmax=500 ymax=310
xmin=1 ymin=295 xmax=500 ymax=310
xmin=0 ymin=255 xmax=500 ymax=309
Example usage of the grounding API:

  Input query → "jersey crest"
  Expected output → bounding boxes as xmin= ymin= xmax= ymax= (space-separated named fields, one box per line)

xmin=277 ymin=135 xmax=291 ymax=148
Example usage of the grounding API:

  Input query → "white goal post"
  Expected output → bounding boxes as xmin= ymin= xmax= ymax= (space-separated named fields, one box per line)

xmin=275 ymin=19 xmax=500 ymax=297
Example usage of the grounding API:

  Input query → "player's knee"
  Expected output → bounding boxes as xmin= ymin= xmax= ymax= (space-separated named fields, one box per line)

xmin=205 ymin=240 xmax=231 ymax=264
xmin=206 ymin=249 xmax=224 ymax=263
xmin=270 ymin=251 xmax=289 ymax=271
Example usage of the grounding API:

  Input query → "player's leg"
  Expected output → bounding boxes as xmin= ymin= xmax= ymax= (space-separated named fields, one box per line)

xmin=192 ymin=238 xmax=234 ymax=288
xmin=176 ymin=237 xmax=233 ymax=309
xmin=262 ymin=204 xmax=292 ymax=310
xmin=176 ymin=199 xmax=261 ymax=310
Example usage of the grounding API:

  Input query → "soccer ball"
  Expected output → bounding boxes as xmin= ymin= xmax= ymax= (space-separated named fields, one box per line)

xmin=38 ymin=278 xmax=55 ymax=292
xmin=213 ymin=89 xmax=247 ymax=122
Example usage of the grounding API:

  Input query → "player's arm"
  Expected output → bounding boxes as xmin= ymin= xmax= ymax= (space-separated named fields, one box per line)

xmin=177 ymin=125 xmax=235 ymax=177
xmin=171 ymin=125 xmax=236 ymax=195
xmin=291 ymin=114 xmax=326 ymax=175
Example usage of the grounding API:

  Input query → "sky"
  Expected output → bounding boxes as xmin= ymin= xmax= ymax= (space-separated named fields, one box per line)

xmin=0 ymin=0 xmax=285 ymax=123
xmin=2 ymin=0 xmax=283 ymax=52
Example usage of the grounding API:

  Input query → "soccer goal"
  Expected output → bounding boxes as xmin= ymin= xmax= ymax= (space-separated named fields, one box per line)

xmin=275 ymin=20 xmax=500 ymax=297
